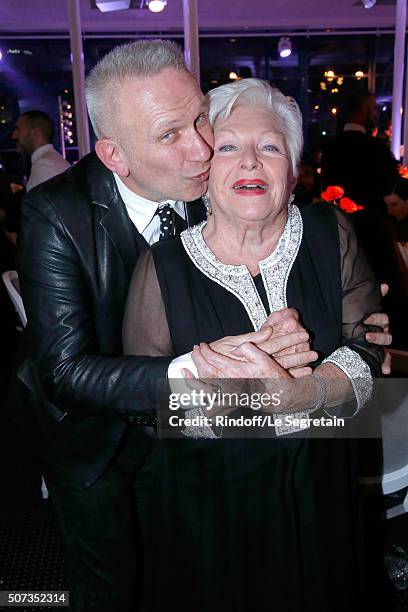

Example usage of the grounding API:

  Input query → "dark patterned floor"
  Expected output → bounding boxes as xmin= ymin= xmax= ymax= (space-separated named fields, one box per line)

xmin=0 ymin=495 xmax=406 ymax=611
xmin=0 ymin=402 xmax=68 ymax=611
xmin=0 ymin=502 xmax=66 ymax=592
xmin=383 ymin=511 xmax=408 ymax=610
xmin=0 ymin=407 xmax=407 ymax=611
xmin=0 ymin=500 xmax=67 ymax=611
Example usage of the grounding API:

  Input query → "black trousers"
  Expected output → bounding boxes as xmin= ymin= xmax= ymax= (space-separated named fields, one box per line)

xmin=47 ymin=427 xmax=154 ymax=612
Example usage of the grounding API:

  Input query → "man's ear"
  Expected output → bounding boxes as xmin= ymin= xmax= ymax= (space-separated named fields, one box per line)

xmin=95 ymin=139 xmax=130 ymax=177
xmin=31 ymin=126 xmax=43 ymax=146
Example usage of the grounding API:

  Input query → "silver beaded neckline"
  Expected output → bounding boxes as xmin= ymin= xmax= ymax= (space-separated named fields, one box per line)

xmin=181 ymin=203 xmax=303 ymax=331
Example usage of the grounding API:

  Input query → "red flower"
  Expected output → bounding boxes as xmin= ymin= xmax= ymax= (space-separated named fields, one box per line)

xmin=321 ymin=185 xmax=344 ymax=201
xmin=398 ymin=165 xmax=408 ymax=179
xmin=339 ymin=197 xmax=364 ymax=213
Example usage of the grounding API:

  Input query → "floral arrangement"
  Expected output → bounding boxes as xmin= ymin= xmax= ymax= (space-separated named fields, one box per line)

xmin=398 ymin=164 xmax=408 ymax=179
xmin=321 ymin=185 xmax=364 ymax=214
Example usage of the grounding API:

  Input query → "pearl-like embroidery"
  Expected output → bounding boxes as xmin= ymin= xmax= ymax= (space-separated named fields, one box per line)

xmin=323 ymin=346 xmax=373 ymax=415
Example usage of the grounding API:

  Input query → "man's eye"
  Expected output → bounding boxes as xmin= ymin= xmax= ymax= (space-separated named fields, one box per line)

xmin=160 ymin=132 xmax=176 ymax=142
xmin=196 ymin=114 xmax=208 ymax=125
xmin=218 ymin=144 xmax=237 ymax=152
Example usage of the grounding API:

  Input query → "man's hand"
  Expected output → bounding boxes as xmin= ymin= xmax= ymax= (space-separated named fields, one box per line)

xmin=10 ymin=182 xmax=24 ymax=194
xmin=192 ymin=341 xmax=291 ymax=380
xmin=364 ymin=283 xmax=392 ymax=375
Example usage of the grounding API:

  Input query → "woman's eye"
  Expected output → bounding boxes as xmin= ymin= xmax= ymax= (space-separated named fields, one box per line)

xmin=262 ymin=144 xmax=280 ymax=152
xmin=218 ymin=144 xmax=237 ymax=152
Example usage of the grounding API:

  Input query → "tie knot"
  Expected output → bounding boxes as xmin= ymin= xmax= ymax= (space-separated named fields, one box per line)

xmin=156 ymin=204 xmax=175 ymax=241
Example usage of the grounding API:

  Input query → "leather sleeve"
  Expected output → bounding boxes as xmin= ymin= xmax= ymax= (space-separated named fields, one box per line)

xmin=18 ymin=191 xmax=171 ymax=422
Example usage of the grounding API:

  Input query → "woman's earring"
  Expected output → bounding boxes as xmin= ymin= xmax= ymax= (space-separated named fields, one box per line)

xmin=203 ymin=194 xmax=212 ymax=216
xmin=288 ymin=194 xmax=295 ymax=206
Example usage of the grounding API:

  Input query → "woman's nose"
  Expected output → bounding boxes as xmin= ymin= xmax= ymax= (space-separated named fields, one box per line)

xmin=240 ymin=149 xmax=262 ymax=171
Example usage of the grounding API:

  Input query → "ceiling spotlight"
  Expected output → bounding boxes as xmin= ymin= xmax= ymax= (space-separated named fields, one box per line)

xmin=147 ymin=0 xmax=167 ymax=12
xmin=361 ymin=0 xmax=376 ymax=8
xmin=229 ymin=71 xmax=239 ymax=80
xmin=278 ymin=37 xmax=292 ymax=59
xmin=95 ymin=0 xmax=131 ymax=12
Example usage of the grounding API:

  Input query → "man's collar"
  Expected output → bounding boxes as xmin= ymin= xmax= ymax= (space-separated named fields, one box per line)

xmin=113 ymin=173 xmax=185 ymax=234
xmin=343 ymin=123 xmax=366 ymax=134
xmin=81 ymin=153 xmax=196 ymax=224
xmin=82 ymin=153 xmax=117 ymax=209
xmin=31 ymin=143 xmax=54 ymax=163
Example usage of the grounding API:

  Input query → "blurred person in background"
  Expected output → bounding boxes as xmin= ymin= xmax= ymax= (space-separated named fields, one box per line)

xmin=383 ymin=177 xmax=408 ymax=349
xmin=322 ymin=92 xmax=403 ymax=338
xmin=293 ymin=154 xmax=322 ymax=205
xmin=12 ymin=110 xmax=70 ymax=192
xmin=385 ymin=176 xmax=408 ymax=247
xmin=321 ymin=92 xmax=398 ymax=214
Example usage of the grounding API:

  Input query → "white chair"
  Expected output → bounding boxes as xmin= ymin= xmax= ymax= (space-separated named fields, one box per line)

xmin=2 ymin=270 xmax=48 ymax=500
xmin=360 ymin=351 xmax=408 ymax=520
xmin=2 ymin=270 xmax=27 ymax=329
xmin=360 ymin=439 xmax=408 ymax=520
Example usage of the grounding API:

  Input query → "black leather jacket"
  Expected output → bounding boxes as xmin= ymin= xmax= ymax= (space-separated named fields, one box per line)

xmin=16 ymin=152 xmax=204 ymax=488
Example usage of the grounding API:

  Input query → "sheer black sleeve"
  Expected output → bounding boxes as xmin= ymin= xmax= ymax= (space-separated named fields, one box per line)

xmin=322 ymin=207 xmax=383 ymax=410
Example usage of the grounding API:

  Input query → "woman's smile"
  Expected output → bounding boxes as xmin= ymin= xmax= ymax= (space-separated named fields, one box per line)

xmin=232 ymin=178 xmax=268 ymax=196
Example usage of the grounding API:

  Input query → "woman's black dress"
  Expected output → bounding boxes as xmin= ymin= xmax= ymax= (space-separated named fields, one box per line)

xmin=123 ymin=202 xmax=382 ymax=612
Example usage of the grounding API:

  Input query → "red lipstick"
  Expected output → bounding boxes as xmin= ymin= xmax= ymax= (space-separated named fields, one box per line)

xmin=232 ymin=179 xmax=268 ymax=196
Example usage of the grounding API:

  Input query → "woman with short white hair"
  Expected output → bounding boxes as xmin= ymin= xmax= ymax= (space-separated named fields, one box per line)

xmin=124 ymin=78 xmax=382 ymax=611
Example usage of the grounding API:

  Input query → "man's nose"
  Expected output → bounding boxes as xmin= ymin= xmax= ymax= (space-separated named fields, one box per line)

xmin=189 ymin=129 xmax=212 ymax=162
